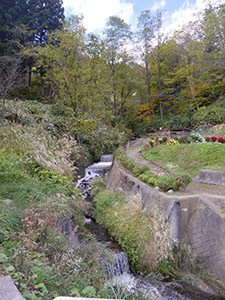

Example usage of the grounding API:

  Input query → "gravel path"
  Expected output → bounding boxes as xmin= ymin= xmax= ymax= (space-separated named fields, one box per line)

xmin=126 ymin=142 xmax=170 ymax=176
xmin=126 ymin=139 xmax=225 ymax=202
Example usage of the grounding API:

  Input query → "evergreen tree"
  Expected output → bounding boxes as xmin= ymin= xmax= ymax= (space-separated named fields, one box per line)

xmin=0 ymin=0 xmax=28 ymax=56
xmin=27 ymin=0 xmax=65 ymax=44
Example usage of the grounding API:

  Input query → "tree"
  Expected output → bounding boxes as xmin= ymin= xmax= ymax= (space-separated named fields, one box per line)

xmin=137 ymin=10 xmax=156 ymax=117
xmin=0 ymin=56 xmax=24 ymax=108
xmin=202 ymin=4 xmax=225 ymax=77
xmin=36 ymin=16 xmax=86 ymax=112
xmin=27 ymin=0 xmax=65 ymax=44
xmin=0 ymin=0 xmax=28 ymax=56
xmin=152 ymin=10 xmax=164 ymax=119
xmin=104 ymin=16 xmax=133 ymax=117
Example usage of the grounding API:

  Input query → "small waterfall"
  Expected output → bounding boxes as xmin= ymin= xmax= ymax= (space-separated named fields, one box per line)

xmin=77 ymin=155 xmax=113 ymax=200
xmin=76 ymin=154 xmax=213 ymax=300
xmin=103 ymin=252 xmax=130 ymax=278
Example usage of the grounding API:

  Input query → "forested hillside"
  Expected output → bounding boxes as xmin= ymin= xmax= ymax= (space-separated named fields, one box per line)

xmin=1 ymin=1 xmax=225 ymax=141
xmin=1 ymin=2 xmax=225 ymax=299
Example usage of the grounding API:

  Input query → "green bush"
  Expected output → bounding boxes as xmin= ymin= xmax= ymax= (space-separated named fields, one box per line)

xmin=193 ymin=105 xmax=225 ymax=126
xmin=133 ymin=167 xmax=142 ymax=176
xmin=138 ymin=174 xmax=149 ymax=183
xmin=148 ymin=177 xmax=157 ymax=186
xmin=178 ymin=136 xmax=192 ymax=144
xmin=180 ymin=174 xmax=192 ymax=186
xmin=155 ymin=176 xmax=179 ymax=192
xmin=139 ymin=164 xmax=149 ymax=173
xmin=116 ymin=151 xmax=181 ymax=191
xmin=164 ymin=114 xmax=193 ymax=130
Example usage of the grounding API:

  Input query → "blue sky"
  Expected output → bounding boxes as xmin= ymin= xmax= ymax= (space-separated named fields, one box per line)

xmin=62 ymin=0 xmax=225 ymax=34
xmin=132 ymin=0 xmax=193 ymax=15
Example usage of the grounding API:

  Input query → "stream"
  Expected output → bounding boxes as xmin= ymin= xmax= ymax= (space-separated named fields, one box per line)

xmin=77 ymin=155 xmax=221 ymax=300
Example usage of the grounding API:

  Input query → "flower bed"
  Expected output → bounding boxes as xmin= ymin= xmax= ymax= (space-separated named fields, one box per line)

xmin=205 ymin=136 xmax=225 ymax=143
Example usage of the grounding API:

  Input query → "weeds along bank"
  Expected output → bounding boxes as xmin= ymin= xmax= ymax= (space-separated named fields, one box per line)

xmin=0 ymin=100 xmax=131 ymax=299
xmin=93 ymin=189 xmax=177 ymax=278
xmin=0 ymin=99 xmax=130 ymax=166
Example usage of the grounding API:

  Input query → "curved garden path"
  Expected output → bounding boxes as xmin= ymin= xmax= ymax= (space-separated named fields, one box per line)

xmin=126 ymin=140 xmax=171 ymax=176
xmin=126 ymin=139 xmax=225 ymax=215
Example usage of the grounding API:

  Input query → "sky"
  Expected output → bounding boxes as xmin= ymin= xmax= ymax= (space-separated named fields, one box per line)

xmin=63 ymin=0 xmax=225 ymax=35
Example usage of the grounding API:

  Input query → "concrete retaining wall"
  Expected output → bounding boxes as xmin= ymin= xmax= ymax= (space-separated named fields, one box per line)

xmin=198 ymin=169 xmax=225 ymax=185
xmin=107 ymin=161 xmax=225 ymax=281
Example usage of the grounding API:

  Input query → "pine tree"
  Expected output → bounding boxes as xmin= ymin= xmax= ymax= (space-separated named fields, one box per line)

xmin=0 ymin=0 xmax=28 ymax=56
xmin=27 ymin=0 xmax=65 ymax=44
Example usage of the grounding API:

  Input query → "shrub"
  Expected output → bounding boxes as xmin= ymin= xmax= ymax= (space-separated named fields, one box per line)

xmin=133 ymin=167 xmax=142 ymax=176
xmin=178 ymin=136 xmax=191 ymax=144
xmin=138 ymin=174 xmax=149 ymax=183
xmin=148 ymin=177 xmax=157 ymax=186
xmin=139 ymin=165 xmax=149 ymax=173
xmin=164 ymin=114 xmax=192 ymax=130
xmin=180 ymin=175 xmax=192 ymax=186
xmin=193 ymin=105 xmax=225 ymax=126
xmin=155 ymin=176 xmax=179 ymax=192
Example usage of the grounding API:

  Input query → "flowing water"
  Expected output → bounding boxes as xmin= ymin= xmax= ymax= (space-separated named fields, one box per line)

xmin=77 ymin=155 xmax=220 ymax=300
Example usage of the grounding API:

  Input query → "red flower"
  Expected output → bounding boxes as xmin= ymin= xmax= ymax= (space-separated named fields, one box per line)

xmin=211 ymin=136 xmax=218 ymax=142
xmin=218 ymin=137 xmax=225 ymax=143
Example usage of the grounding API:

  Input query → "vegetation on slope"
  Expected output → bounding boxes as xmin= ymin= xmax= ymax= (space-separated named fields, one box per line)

xmin=0 ymin=152 xmax=116 ymax=299
xmin=94 ymin=189 xmax=175 ymax=276
xmin=1 ymin=3 xmax=225 ymax=136
xmin=0 ymin=103 xmax=123 ymax=300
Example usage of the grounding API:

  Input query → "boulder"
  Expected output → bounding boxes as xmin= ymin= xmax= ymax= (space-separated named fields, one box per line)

xmin=0 ymin=275 xmax=24 ymax=300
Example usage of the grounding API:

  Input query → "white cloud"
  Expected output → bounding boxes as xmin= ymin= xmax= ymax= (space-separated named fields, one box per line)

xmin=163 ymin=0 xmax=225 ymax=36
xmin=63 ymin=0 xmax=134 ymax=32
xmin=152 ymin=0 xmax=166 ymax=12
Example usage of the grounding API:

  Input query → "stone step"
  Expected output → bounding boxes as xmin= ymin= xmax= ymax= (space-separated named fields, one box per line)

xmin=0 ymin=276 xmax=24 ymax=300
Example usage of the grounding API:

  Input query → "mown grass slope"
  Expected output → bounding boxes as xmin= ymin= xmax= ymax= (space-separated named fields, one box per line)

xmin=142 ymin=143 xmax=225 ymax=177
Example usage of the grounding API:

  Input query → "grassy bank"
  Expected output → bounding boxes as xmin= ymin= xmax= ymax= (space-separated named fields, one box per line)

xmin=0 ymin=152 xmax=118 ymax=299
xmin=94 ymin=189 xmax=175 ymax=276
xmin=142 ymin=143 xmax=225 ymax=177
xmin=0 ymin=101 xmax=121 ymax=299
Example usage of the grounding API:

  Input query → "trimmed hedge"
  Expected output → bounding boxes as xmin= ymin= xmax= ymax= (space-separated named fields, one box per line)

xmin=115 ymin=149 xmax=191 ymax=192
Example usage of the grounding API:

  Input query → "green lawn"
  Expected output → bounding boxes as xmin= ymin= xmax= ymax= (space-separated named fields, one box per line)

xmin=142 ymin=143 xmax=225 ymax=177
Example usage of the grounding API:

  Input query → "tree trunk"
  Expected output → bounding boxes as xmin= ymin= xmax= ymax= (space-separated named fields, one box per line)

xmin=145 ymin=58 xmax=154 ymax=118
